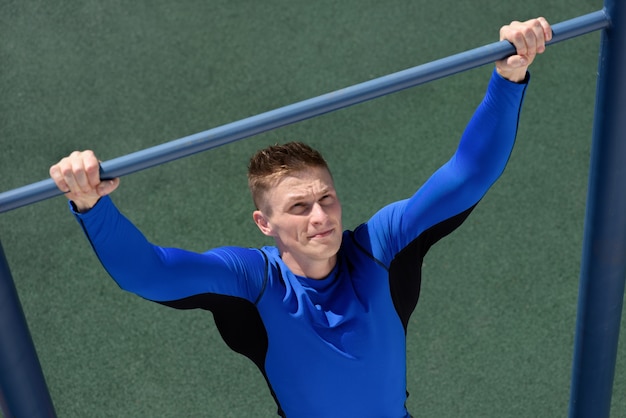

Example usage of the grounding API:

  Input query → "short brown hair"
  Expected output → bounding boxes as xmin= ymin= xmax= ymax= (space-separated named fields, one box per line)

xmin=248 ymin=142 xmax=330 ymax=210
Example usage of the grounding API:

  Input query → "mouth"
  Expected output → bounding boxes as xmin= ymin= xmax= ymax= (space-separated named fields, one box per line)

xmin=308 ymin=228 xmax=334 ymax=239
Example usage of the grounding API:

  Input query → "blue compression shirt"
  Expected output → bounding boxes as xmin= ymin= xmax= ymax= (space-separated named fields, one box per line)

xmin=73 ymin=70 xmax=528 ymax=417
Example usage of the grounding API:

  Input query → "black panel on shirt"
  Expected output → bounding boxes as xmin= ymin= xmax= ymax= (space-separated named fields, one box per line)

xmin=388 ymin=204 xmax=477 ymax=332
xmin=158 ymin=294 xmax=286 ymax=417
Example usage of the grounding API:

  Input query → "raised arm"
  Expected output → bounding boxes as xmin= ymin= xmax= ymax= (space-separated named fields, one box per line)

xmin=402 ymin=17 xmax=552 ymax=236
xmin=49 ymin=151 xmax=266 ymax=304
xmin=358 ymin=18 xmax=552 ymax=263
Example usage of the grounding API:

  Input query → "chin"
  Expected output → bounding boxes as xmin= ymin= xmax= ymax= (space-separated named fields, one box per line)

xmin=318 ymin=237 xmax=342 ymax=258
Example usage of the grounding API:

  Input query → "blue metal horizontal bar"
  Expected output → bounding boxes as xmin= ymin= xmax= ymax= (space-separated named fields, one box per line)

xmin=0 ymin=10 xmax=609 ymax=214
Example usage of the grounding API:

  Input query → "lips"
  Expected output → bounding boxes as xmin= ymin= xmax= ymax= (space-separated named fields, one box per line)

xmin=308 ymin=228 xmax=334 ymax=239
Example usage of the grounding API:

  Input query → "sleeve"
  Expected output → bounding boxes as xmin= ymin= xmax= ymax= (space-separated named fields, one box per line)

xmin=72 ymin=195 xmax=267 ymax=304
xmin=356 ymin=69 xmax=530 ymax=265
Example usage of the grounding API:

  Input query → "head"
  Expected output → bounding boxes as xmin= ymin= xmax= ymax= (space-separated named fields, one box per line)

xmin=248 ymin=142 xmax=343 ymax=278
xmin=248 ymin=142 xmax=331 ymax=212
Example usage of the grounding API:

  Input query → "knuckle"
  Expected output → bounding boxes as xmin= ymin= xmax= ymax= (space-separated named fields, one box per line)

xmin=49 ymin=165 xmax=60 ymax=178
xmin=85 ymin=160 xmax=99 ymax=173
xmin=60 ymin=164 xmax=73 ymax=176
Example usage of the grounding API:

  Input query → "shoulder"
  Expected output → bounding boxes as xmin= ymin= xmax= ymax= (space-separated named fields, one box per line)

xmin=205 ymin=246 xmax=269 ymax=270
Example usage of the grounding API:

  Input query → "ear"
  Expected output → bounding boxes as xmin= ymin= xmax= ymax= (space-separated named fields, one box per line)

xmin=253 ymin=210 xmax=274 ymax=237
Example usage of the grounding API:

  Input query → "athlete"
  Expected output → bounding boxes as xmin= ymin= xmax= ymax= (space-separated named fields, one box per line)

xmin=50 ymin=18 xmax=552 ymax=418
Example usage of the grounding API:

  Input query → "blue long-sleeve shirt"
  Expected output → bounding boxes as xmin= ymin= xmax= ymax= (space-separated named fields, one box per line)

xmin=73 ymin=69 xmax=528 ymax=417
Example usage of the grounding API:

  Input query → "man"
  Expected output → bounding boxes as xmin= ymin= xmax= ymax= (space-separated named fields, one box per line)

xmin=50 ymin=18 xmax=552 ymax=418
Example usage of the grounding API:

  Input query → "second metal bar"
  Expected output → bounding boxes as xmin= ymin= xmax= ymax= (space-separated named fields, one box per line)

xmin=569 ymin=0 xmax=626 ymax=416
xmin=0 ymin=239 xmax=57 ymax=417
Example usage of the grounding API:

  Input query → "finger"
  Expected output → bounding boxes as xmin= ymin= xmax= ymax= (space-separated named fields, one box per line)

xmin=504 ymin=55 xmax=528 ymax=69
xmin=59 ymin=152 xmax=89 ymax=194
xmin=96 ymin=178 xmax=120 ymax=196
xmin=82 ymin=150 xmax=102 ymax=189
xmin=537 ymin=17 xmax=553 ymax=43
xmin=69 ymin=154 xmax=91 ymax=193
xmin=501 ymin=22 xmax=529 ymax=60
xmin=523 ymin=22 xmax=539 ymax=58
xmin=526 ymin=18 xmax=547 ymax=54
xmin=61 ymin=167 xmax=80 ymax=194
xmin=49 ymin=164 xmax=70 ymax=193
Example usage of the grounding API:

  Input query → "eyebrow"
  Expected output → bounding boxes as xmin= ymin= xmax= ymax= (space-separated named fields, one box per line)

xmin=284 ymin=187 xmax=334 ymax=203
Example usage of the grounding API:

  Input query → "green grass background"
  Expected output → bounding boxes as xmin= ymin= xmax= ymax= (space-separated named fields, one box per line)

xmin=1 ymin=0 xmax=622 ymax=416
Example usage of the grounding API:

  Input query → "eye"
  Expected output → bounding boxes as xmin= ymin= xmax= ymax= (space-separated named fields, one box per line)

xmin=290 ymin=202 xmax=308 ymax=214
xmin=320 ymin=194 xmax=334 ymax=204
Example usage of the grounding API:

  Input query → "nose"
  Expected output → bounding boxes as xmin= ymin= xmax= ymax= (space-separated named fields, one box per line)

xmin=310 ymin=202 xmax=328 ymax=225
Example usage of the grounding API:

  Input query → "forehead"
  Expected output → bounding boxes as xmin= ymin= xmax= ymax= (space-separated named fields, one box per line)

xmin=267 ymin=166 xmax=335 ymax=201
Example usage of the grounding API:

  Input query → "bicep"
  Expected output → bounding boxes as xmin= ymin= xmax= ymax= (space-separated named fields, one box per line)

xmin=361 ymin=158 xmax=482 ymax=264
xmin=89 ymin=225 xmax=265 ymax=303
xmin=117 ymin=246 xmax=266 ymax=303
xmin=77 ymin=197 xmax=266 ymax=303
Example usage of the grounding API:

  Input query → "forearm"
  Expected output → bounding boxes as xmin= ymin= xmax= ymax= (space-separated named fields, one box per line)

xmin=453 ymin=68 xmax=529 ymax=188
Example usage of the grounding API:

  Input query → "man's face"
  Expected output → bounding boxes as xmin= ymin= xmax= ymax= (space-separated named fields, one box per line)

xmin=253 ymin=166 xmax=343 ymax=278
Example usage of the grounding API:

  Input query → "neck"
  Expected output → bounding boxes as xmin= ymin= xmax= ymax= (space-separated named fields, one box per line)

xmin=281 ymin=253 xmax=337 ymax=280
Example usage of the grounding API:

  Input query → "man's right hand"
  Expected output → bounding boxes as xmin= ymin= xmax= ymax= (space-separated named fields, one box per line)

xmin=49 ymin=150 xmax=120 ymax=212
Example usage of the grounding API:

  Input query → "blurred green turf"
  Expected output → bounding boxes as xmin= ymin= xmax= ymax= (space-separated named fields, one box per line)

xmin=2 ymin=0 xmax=623 ymax=416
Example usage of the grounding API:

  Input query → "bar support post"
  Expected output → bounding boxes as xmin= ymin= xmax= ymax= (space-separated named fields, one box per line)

xmin=569 ymin=0 xmax=626 ymax=416
xmin=0 ymin=239 xmax=56 ymax=417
